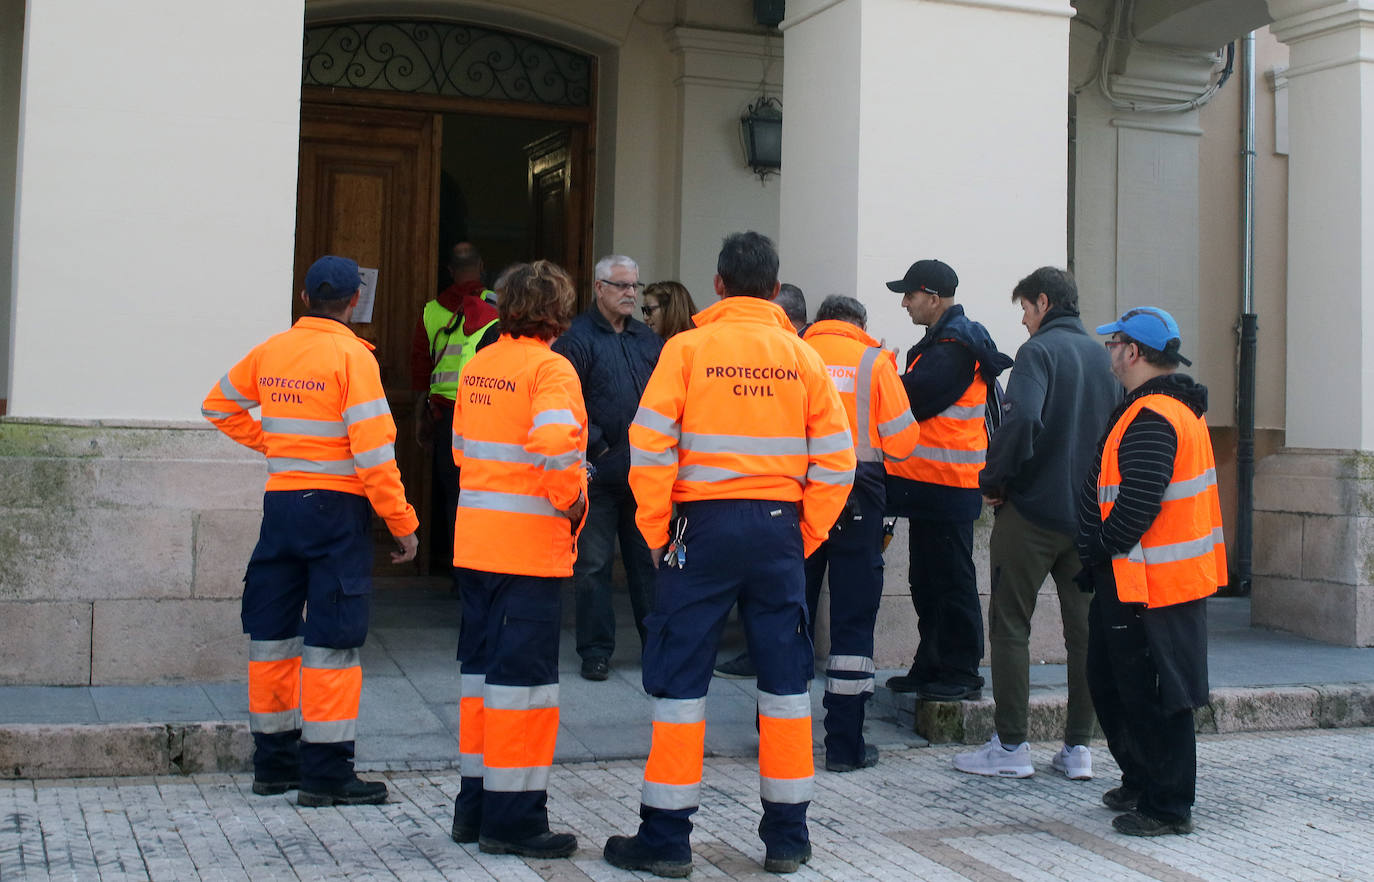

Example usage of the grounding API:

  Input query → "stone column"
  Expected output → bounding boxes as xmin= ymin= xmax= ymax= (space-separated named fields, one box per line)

xmin=779 ymin=0 xmax=1074 ymax=667
xmin=1252 ymin=0 xmax=1374 ymax=646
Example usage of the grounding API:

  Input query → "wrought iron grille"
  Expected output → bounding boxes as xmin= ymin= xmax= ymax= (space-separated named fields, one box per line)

xmin=302 ymin=20 xmax=592 ymax=106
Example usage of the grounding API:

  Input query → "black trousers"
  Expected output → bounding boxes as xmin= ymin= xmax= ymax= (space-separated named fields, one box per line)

xmin=907 ymin=517 xmax=984 ymax=689
xmin=1086 ymin=578 xmax=1197 ymax=823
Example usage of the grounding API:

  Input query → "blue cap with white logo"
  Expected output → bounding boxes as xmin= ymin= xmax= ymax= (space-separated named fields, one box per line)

xmin=304 ymin=255 xmax=361 ymax=300
xmin=1095 ymin=306 xmax=1192 ymax=366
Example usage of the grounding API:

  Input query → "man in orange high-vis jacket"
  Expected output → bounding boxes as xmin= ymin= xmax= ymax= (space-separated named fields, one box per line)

xmin=1076 ymin=307 xmax=1224 ymax=838
xmin=448 ymin=260 xmax=588 ymax=861
xmin=801 ymin=296 xmax=920 ymax=774
xmin=201 ymin=255 xmax=419 ymax=808
xmin=882 ymin=259 xmax=1012 ymax=702
xmin=603 ymin=232 xmax=854 ymax=878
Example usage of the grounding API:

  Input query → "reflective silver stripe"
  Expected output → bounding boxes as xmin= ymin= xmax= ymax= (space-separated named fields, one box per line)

xmin=532 ymin=408 xmax=580 ymax=429
xmin=1162 ymin=468 xmax=1218 ymax=502
xmin=463 ymin=440 xmax=581 ymax=471
xmin=912 ymin=445 xmax=985 ymax=465
xmin=806 ymin=464 xmax=855 ymax=486
xmin=653 ymin=696 xmax=707 ymax=724
xmin=633 ymin=406 xmax=681 ymax=440
xmin=219 ymin=374 xmax=258 ymax=409
xmin=461 ymin=674 xmax=486 ymax=698
xmin=853 ymin=348 xmax=880 ymax=463
xmin=201 ymin=408 xmax=235 ymax=420
xmin=303 ymin=718 xmax=357 ymax=744
xmin=484 ymin=764 xmax=551 ymax=792
xmin=826 ymin=676 xmax=875 ymax=696
xmin=678 ymin=464 xmax=804 ymax=485
xmin=354 ymin=442 xmax=396 ymax=469
xmin=938 ymin=402 xmax=985 ymax=421
xmin=432 ymin=371 xmax=462 ymax=385
xmin=760 ymin=775 xmax=814 ymax=804
xmin=828 ymin=372 xmax=856 ymax=393
xmin=267 ymin=456 xmax=356 ymax=476
xmin=249 ymin=637 xmax=303 ymax=662
xmin=1113 ymin=529 xmax=1225 ymax=566
xmin=439 ymin=343 xmax=468 ymax=359
xmin=1098 ymin=484 xmax=1119 ymax=504
xmin=460 ymin=489 xmax=562 ymax=518
xmin=460 ymin=753 xmax=483 ymax=777
xmin=877 ymin=410 xmax=917 ymax=438
xmin=642 ymin=780 xmax=700 ymax=810
xmin=302 ymin=646 xmax=360 ymax=670
xmin=485 ymin=683 xmax=559 ymax=711
xmin=681 ymin=432 xmax=807 ymax=457
xmin=807 ymin=430 xmax=853 ymax=456
xmin=827 ymin=655 xmax=875 ymax=674
xmin=249 ymin=708 xmax=301 ymax=734
xmin=261 ymin=417 xmax=348 ymax=438
xmin=452 ymin=432 xmax=464 ymax=454
xmin=631 ymin=444 xmax=679 ymax=468
xmin=343 ymin=397 xmax=390 ymax=426
xmin=757 ymin=690 xmax=811 ymax=720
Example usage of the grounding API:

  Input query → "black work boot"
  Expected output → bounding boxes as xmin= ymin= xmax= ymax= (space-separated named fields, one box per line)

xmin=763 ymin=842 xmax=812 ymax=874
xmin=603 ymin=834 xmax=692 ymax=878
xmin=882 ymin=662 xmax=923 ymax=693
xmin=825 ymin=744 xmax=879 ymax=773
xmin=1101 ymin=786 xmax=1141 ymax=812
xmin=1112 ymin=810 xmax=1194 ymax=836
xmin=450 ymin=813 xmax=480 ymax=844
xmin=251 ymin=775 xmax=301 ymax=796
xmin=297 ymin=777 xmax=388 ymax=807
xmin=479 ymin=830 xmax=577 ymax=858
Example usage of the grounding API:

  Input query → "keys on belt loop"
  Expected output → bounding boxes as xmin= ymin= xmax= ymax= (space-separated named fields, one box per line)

xmin=664 ymin=516 xmax=688 ymax=568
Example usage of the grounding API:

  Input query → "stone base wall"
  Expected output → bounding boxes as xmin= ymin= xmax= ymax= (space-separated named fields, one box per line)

xmin=0 ymin=420 xmax=263 ymax=685
xmin=1252 ymin=447 xmax=1374 ymax=647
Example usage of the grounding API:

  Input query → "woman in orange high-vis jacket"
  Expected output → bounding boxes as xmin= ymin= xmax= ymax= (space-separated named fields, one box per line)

xmin=448 ymin=260 xmax=588 ymax=861
xmin=202 ymin=255 xmax=418 ymax=808
xmin=1076 ymin=308 xmax=1224 ymax=839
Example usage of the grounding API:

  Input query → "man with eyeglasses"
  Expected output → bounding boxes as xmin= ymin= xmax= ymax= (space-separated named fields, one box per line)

xmin=1076 ymin=306 xmax=1224 ymax=837
xmin=553 ymin=255 xmax=664 ymax=681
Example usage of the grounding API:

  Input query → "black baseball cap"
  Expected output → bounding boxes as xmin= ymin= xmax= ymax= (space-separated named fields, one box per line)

xmin=886 ymin=259 xmax=958 ymax=297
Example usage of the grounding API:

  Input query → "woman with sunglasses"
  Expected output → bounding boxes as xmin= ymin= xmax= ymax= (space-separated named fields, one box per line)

xmin=641 ymin=280 xmax=698 ymax=340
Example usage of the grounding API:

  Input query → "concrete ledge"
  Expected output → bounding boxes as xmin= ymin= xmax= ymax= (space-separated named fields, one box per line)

xmin=0 ymin=721 xmax=252 ymax=779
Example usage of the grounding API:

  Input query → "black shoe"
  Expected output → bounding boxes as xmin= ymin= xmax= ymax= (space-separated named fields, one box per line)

xmin=251 ymin=776 xmax=300 ymax=796
xmin=713 ymin=652 xmax=756 ymax=679
xmin=1112 ymin=810 xmax=1194 ymax=837
xmin=763 ymin=843 xmax=812 ymax=874
xmin=825 ymin=744 xmax=879 ymax=773
xmin=479 ymin=830 xmax=578 ymax=858
xmin=603 ymin=834 xmax=693 ymax=878
xmin=450 ymin=817 xmax=479 ymax=844
xmin=1101 ymin=786 xmax=1141 ymax=812
xmin=914 ymin=682 xmax=983 ymax=702
xmin=297 ymin=777 xmax=388 ymax=807
xmin=883 ymin=662 xmax=924 ymax=693
xmin=581 ymin=656 xmax=610 ymax=681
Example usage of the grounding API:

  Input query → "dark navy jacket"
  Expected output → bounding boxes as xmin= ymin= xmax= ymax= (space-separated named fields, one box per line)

xmin=553 ymin=306 xmax=663 ymax=485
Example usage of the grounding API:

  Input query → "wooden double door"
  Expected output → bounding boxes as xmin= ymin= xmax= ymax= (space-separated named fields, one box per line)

xmin=293 ymin=97 xmax=593 ymax=573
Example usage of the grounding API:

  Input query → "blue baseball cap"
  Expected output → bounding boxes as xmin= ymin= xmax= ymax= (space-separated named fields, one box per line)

xmin=1095 ymin=306 xmax=1192 ymax=366
xmin=304 ymin=255 xmax=361 ymax=300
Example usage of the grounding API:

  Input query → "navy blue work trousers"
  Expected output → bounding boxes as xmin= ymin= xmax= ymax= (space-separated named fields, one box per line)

xmin=907 ymin=517 xmax=985 ymax=689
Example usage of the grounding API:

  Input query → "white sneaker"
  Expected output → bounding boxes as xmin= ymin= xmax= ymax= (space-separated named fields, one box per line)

xmin=953 ymin=734 xmax=1033 ymax=778
xmin=1052 ymin=744 xmax=1093 ymax=780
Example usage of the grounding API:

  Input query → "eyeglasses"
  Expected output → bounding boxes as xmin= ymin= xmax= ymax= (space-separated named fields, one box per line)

xmin=599 ymin=279 xmax=645 ymax=292
xmin=1104 ymin=340 xmax=1131 ymax=350
xmin=641 ymin=304 xmax=661 ymax=318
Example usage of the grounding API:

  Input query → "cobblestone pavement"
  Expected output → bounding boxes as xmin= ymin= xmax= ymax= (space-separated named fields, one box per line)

xmin=3 ymin=728 xmax=1370 ymax=881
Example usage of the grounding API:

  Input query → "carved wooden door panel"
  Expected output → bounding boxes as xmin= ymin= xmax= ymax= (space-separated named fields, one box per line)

xmin=525 ymin=129 xmax=590 ymax=305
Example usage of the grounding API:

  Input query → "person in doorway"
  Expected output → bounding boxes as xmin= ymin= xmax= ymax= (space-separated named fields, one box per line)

xmin=603 ymin=232 xmax=853 ymax=877
xmin=802 ymin=295 xmax=921 ymax=772
xmin=953 ymin=266 xmax=1119 ymax=779
xmin=552 ymin=255 xmax=664 ymax=681
xmin=202 ymin=255 xmax=419 ymax=807
xmin=1078 ymin=307 xmax=1223 ymax=837
xmin=449 ymin=260 xmax=588 ymax=858
xmin=642 ymin=280 xmax=698 ymax=340
xmin=883 ymin=258 xmax=1012 ymax=701
xmin=410 ymin=242 xmax=500 ymax=572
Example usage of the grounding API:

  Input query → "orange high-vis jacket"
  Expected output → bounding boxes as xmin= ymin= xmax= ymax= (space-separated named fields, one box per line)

xmin=201 ymin=316 xmax=418 ymax=537
xmin=802 ymin=320 xmax=921 ymax=466
xmin=451 ymin=334 xmax=588 ymax=578
xmin=1098 ymin=394 xmax=1226 ymax=608
xmin=884 ymin=351 xmax=988 ymax=489
xmin=628 ymin=296 xmax=856 ymax=557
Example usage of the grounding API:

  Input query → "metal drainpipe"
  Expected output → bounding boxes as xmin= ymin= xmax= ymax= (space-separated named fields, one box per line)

xmin=1234 ymin=31 xmax=1258 ymax=596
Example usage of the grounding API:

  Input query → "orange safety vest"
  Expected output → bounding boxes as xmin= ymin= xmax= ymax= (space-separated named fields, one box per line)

xmin=1097 ymin=393 xmax=1226 ymax=608
xmin=201 ymin=315 xmax=418 ymax=537
xmin=802 ymin=320 xmax=920 ymax=465
xmin=451 ymin=333 xmax=588 ymax=577
xmin=884 ymin=350 xmax=988 ymax=489
xmin=628 ymin=296 xmax=856 ymax=557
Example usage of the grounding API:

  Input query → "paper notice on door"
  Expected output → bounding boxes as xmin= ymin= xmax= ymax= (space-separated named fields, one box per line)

xmin=353 ymin=267 xmax=379 ymax=323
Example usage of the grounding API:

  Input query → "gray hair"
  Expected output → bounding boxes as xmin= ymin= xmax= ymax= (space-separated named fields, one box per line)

xmin=594 ymin=254 xmax=639 ymax=281
xmin=815 ymin=294 xmax=867 ymax=329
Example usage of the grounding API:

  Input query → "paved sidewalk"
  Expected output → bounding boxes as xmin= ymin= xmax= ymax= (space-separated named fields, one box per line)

xmin=3 ymin=727 xmax=1371 ymax=880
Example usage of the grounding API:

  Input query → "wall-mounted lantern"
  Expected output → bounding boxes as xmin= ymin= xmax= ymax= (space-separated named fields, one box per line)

xmin=740 ymin=96 xmax=782 ymax=180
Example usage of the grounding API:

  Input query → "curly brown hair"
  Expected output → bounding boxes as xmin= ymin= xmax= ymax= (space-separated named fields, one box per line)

xmin=643 ymin=281 xmax=698 ymax=339
xmin=496 ymin=260 xmax=576 ymax=340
